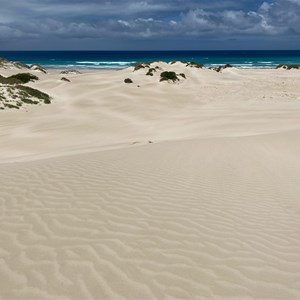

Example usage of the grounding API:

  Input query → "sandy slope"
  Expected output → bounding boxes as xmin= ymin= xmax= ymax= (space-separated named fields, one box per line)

xmin=1 ymin=63 xmax=300 ymax=299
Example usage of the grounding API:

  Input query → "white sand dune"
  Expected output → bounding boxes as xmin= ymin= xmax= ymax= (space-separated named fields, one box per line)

xmin=1 ymin=63 xmax=300 ymax=299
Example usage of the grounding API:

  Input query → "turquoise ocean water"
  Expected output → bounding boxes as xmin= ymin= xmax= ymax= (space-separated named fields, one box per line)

xmin=1 ymin=51 xmax=300 ymax=69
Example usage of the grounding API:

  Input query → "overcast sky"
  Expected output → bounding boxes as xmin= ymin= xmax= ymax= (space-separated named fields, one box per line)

xmin=0 ymin=0 xmax=300 ymax=50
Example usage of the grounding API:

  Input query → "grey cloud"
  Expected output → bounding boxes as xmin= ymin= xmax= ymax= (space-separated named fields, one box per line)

xmin=0 ymin=0 xmax=300 ymax=49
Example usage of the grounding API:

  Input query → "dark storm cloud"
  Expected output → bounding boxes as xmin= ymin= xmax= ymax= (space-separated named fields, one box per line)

xmin=0 ymin=0 xmax=299 ymax=49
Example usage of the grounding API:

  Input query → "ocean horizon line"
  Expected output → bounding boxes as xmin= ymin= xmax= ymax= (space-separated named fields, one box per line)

xmin=2 ymin=49 xmax=300 ymax=52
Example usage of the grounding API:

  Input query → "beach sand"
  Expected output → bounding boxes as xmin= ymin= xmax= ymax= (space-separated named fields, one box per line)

xmin=1 ymin=63 xmax=300 ymax=299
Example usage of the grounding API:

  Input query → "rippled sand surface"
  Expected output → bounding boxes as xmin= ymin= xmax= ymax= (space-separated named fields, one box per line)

xmin=1 ymin=63 xmax=300 ymax=299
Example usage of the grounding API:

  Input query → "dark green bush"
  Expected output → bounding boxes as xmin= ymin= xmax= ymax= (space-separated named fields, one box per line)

xmin=30 ymin=64 xmax=47 ymax=73
xmin=146 ymin=68 xmax=157 ymax=76
xmin=0 ymin=58 xmax=29 ymax=69
xmin=0 ymin=75 xmax=22 ymax=85
xmin=9 ymin=73 xmax=39 ymax=83
xmin=4 ymin=103 xmax=19 ymax=109
xmin=160 ymin=71 xmax=179 ymax=82
xmin=14 ymin=61 xmax=30 ymax=69
xmin=61 ymin=77 xmax=71 ymax=82
xmin=124 ymin=78 xmax=133 ymax=83
xmin=17 ymin=85 xmax=51 ymax=102
xmin=60 ymin=70 xmax=81 ymax=74
xmin=21 ymin=98 xmax=39 ymax=104
xmin=215 ymin=64 xmax=233 ymax=72
xmin=186 ymin=62 xmax=204 ymax=68
xmin=133 ymin=63 xmax=150 ymax=71
xmin=276 ymin=64 xmax=300 ymax=70
xmin=180 ymin=73 xmax=186 ymax=79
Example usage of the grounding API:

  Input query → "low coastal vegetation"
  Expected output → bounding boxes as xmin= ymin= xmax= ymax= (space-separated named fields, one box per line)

xmin=134 ymin=61 xmax=204 ymax=74
xmin=0 ymin=74 xmax=51 ymax=110
xmin=21 ymin=98 xmax=40 ymax=105
xmin=124 ymin=78 xmax=133 ymax=83
xmin=131 ymin=61 xmax=187 ymax=83
xmin=60 ymin=70 xmax=82 ymax=74
xmin=0 ymin=57 xmax=29 ymax=70
xmin=0 ymin=57 xmax=47 ymax=73
xmin=276 ymin=64 xmax=300 ymax=70
xmin=0 ymin=73 xmax=39 ymax=85
xmin=211 ymin=64 xmax=233 ymax=72
xmin=160 ymin=71 xmax=180 ymax=82
xmin=30 ymin=64 xmax=47 ymax=73
xmin=133 ymin=62 xmax=151 ymax=71
xmin=133 ymin=62 xmax=165 ymax=72
xmin=0 ymin=75 xmax=22 ymax=85
xmin=9 ymin=73 xmax=39 ymax=83
xmin=61 ymin=77 xmax=71 ymax=82
xmin=186 ymin=62 xmax=204 ymax=68
xmin=17 ymin=85 xmax=51 ymax=103
xmin=0 ymin=85 xmax=51 ymax=110
xmin=146 ymin=68 xmax=157 ymax=76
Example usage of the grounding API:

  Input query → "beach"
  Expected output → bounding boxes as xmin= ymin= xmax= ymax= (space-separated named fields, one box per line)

xmin=1 ymin=62 xmax=300 ymax=299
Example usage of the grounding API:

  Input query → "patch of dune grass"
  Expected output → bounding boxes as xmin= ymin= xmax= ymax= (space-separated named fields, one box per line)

xmin=0 ymin=75 xmax=22 ymax=85
xmin=21 ymin=98 xmax=39 ymax=104
xmin=160 ymin=71 xmax=179 ymax=82
xmin=134 ymin=63 xmax=150 ymax=71
xmin=146 ymin=68 xmax=157 ymax=76
xmin=16 ymin=85 xmax=51 ymax=103
xmin=9 ymin=73 xmax=39 ymax=83
xmin=4 ymin=103 xmax=19 ymax=109
xmin=186 ymin=62 xmax=204 ymax=68
xmin=276 ymin=64 xmax=300 ymax=70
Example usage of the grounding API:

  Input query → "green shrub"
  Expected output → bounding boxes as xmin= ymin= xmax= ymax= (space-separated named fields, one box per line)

xmin=124 ymin=78 xmax=133 ymax=83
xmin=186 ymin=62 xmax=204 ymax=68
xmin=276 ymin=64 xmax=300 ymax=70
xmin=134 ymin=63 xmax=150 ymax=71
xmin=30 ymin=64 xmax=47 ymax=73
xmin=14 ymin=61 xmax=30 ymax=69
xmin=9 ymin=73 xmax=39 ymax=83
xmin=0 ymin=75 xmax=22 ymax=85
xmin=21 ymin=98 xmax=39 ymax=104
xmin=146 ymin=68 xmax=157 ymax=76
xmin=60 ymin=70 xmax=81 ymax=74
xmin=180 ymin=73 xmax=186 ymax=79
xmin=4 ymin=103 xmax=19 ymax=109
xmin=215 ymin=64 xmax=233 ymax=72
xmin=17 ymin=85 xmax=51 ymax=102
xmin=160 ymin=71 xmax=179 ymax=82
xmin=61 ymin=77 xmax=71 ymax=82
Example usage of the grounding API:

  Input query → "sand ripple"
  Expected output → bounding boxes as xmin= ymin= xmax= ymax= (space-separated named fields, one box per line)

xmin=1 ymin=133 xmax=300 ymax=299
